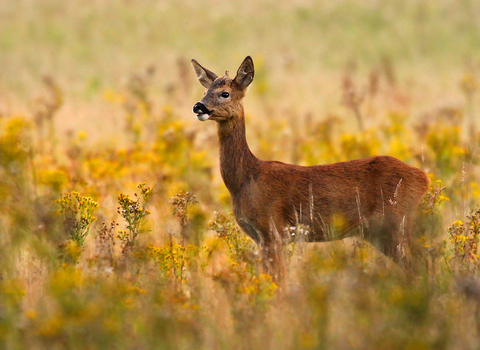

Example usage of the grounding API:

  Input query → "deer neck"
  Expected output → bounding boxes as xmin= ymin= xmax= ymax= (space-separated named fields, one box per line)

xmin=217 ymin=107 xmax=258 ymax=195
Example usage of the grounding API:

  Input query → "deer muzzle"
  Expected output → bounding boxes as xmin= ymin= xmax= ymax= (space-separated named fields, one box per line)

xmin=193 ymin=102 xmax=212 ymax=121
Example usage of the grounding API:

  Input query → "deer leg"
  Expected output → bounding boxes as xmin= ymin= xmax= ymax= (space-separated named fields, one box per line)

xmin=237 ymin=218 xmax=287 ymax=281
xmin=365 ymin=213 xmax=413 ymax=269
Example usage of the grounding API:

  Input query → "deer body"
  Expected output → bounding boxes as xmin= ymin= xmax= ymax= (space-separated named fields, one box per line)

xmin=192 ymin=57 xmax=429 ymax=278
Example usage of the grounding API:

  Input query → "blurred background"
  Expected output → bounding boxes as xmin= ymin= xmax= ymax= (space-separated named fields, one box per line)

xmin=1 ymin=0 xmax=479 ymax=136
xmin=1 ymin=1 xmax=480 ymax=348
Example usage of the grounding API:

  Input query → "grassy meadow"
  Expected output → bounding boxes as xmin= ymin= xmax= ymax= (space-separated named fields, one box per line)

xmin=1 ymin=0 xmax=480 ymax=348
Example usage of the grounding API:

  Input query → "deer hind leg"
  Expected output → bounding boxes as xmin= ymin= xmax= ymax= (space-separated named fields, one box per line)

xmin=365 ymin=212 xmax=413 ymax=269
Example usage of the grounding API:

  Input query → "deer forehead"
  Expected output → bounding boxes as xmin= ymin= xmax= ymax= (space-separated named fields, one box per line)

xmin=204 ymin=77 xmax=242 ymax=99
xmin=208 ymin=77 xmax=231 ymax=90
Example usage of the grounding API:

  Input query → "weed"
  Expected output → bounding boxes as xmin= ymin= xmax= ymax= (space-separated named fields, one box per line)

xmin=93 ymin=221 xmax=117 ymax=270
xmin=209 ymin=211 xmax=260 ymax=272
xmin=445 ymin=208 xmax=480 ymax=273
xmin=56 ymin=192 xmax=98 ymax=247
xmin=117 ymin=183 xmax=153 ymax=254
xmin=170 ymin=191 xmax=198 ymax=242
xmin=0 ymin=9 xmax=480 ymax=346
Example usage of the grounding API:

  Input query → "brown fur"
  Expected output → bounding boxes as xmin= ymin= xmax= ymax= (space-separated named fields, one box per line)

xmin=192 ymin=57 xmax=430 ymax=279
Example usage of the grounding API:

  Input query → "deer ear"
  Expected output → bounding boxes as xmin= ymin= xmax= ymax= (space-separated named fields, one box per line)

xmin=233 ymin=56 xmax=254 ymax=90
xmin=191 ymin=59 xmax=218 ymax=88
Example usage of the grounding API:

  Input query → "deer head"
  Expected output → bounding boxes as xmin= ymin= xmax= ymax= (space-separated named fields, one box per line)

xmin=191 ymin=56 xmax=254 ymax=122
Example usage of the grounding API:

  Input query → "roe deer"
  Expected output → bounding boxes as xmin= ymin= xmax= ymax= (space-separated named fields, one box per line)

xmin=191 ymin=56 xmax=429 ymax=280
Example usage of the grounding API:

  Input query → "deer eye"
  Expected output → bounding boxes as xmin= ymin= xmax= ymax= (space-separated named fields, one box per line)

xmin=221 ymin=92 xmax=230 ymax=98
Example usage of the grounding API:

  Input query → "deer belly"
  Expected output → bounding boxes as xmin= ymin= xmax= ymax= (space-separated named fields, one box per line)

xmin=291 ymin=205 xmax=361 ymax=243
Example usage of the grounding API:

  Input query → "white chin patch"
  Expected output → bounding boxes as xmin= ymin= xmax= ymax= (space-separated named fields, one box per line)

xmin=197 ymin=114 xmax=210 ymax=121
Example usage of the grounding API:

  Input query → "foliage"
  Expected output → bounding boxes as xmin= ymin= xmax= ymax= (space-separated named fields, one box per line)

xmin=56 ymin=192 xmax=98 ymax=247
xmin=209 ymin=211 xmax=260 ymax=269
xmin=445 ymin=208 xmax=480 ymax=273
xmin=117 ymin=183 xmax=153 ymax=252
xmin=170 ymin=191 xmax=198 ymax=241
xmin=1 ymin=91 xmax=479 ymax=350
xmin=1 ymin=6 xmax=480 ymax=346
xmin=421 ymin=179 xmax=450 ymax=214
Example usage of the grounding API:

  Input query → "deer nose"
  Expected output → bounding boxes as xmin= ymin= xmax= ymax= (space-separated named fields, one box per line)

xmin=193 ymin=102 xmax=211 ymax=115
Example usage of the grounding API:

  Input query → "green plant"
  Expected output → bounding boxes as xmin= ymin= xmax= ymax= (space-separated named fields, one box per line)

xmin=93 ymin=221 xmax=117 ymax=269
xmin=117 ymin=183 xmax=153 ymax=253
xmin=56 ymin=192 xmax=98 ymax=247
xmin=146 ymin=240 xmax=200 ymax=288
xmin=445 ymin=208 xmax=480 ymax=273
xmin=209 ymin=212 xmax=260 ymax=273
xmin=169 ymin=191 xmax=197 ymax=241
xmin=421 ymin=179 xmax=450 ymax=214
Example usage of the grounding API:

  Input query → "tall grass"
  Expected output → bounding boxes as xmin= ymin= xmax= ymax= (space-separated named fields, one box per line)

xmin=1 ymin=0 xmax=480 ymax=348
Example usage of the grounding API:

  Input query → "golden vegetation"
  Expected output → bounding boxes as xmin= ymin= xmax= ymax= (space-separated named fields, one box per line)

xmin=1 ymin=0 xmax=480 ymax=348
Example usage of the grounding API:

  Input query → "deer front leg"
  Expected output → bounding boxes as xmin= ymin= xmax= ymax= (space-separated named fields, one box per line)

xmin=237 ymin=217 xmax=287 ymax=281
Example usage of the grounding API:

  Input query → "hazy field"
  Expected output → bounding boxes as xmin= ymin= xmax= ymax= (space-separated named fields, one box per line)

xmin=1 ymin=0 xmax=480 ymax=349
